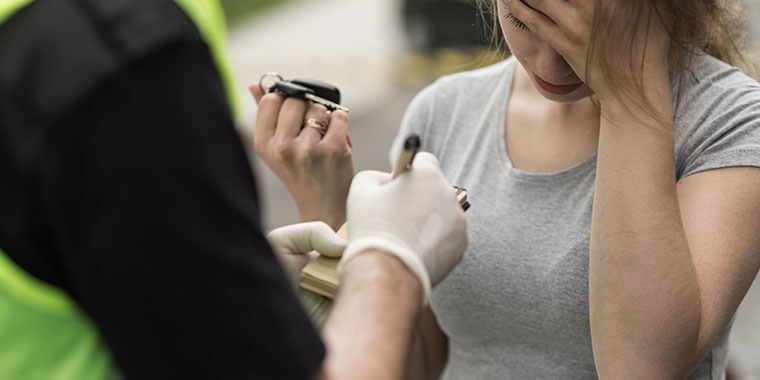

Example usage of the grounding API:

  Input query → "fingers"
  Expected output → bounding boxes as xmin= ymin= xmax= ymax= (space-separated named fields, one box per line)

xmin=408 ymin=152 xmax=455 ymax=192
xmin=574 ymin=0 xmax=594 ymax=25
xmin=351 ymin=170 xmax=392 ymax=190
xmin=268 ymin=221 xmax=346 ymax=257
xmin=351 ymin=153 xmax=444 ymax=190
xmin=410 ymin=151 xmax=443 ymax=173
xmin=249 ymin=84 xmax=265 ymax=104
xmin=509 ymin=0 xmax=577 ymax=53
xmin=509 ymin=0 xmax=562 ymax=43
xmin=299 ymin=103 xmax=330 ymax=143
xmin=253 ymin=89 xmax=328 ymax=146
xmin=516 ymin=0 xmax=576 ymax=27
xmin=275 ymin=97 xmax=309 ymax=140
xmin=251 ymin=79 xmax=347 ymax=146
xmin=252 ymin=89 xmax=284 ymax=148
xmin=306 ymin=221 xmax=347 ymax=258
xmin=322 ymin=110 xmax=350 ymax=148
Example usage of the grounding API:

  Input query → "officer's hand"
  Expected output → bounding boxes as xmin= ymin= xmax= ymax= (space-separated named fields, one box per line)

xmin=267 ymin=221 xmax=346 ymax=287
xmin=338 ymin=152 xmax=468 ymax=305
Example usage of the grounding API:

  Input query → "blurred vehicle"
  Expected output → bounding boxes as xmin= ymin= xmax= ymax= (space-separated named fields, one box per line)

xmin=402 ymin=0 xmax=495 ymax=51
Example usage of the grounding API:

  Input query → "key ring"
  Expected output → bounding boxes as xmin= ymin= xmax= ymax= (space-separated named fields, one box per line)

xmin=259 ymin=72 xmax=284 ymax=94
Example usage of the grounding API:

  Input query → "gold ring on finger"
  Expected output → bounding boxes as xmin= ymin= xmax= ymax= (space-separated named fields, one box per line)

xmin=304 ymin=118 xmax=328 ymax=128
xmin=302 ymin=121 xmax=327 ymax=137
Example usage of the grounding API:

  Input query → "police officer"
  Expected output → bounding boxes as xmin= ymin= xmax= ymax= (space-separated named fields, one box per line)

xmin=0 ymin=0 xmax=467 ymax=378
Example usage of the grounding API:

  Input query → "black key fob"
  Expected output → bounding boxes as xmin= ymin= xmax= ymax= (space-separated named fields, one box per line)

xmin=263 ymin=75 xmax=349 ymax=113
xmin=268 ymin=80 xmax=315 ymax=98
xmin=291 ymin=78 xmax=341 ymax=104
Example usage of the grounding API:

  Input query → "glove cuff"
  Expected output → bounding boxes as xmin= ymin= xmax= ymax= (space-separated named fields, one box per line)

xmin=338 ymin=237 xmax=431 ymax=306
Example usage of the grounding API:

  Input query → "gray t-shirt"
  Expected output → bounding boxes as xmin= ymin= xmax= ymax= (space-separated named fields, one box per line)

xmin=390 ymin=54 xmax=760 ymax=379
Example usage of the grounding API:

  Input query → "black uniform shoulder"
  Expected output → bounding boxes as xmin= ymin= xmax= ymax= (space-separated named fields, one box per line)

xmin=0 ymin=0 xmax=210 ymax=288
xmin=0 ymin=0 xmax=202 ymax=127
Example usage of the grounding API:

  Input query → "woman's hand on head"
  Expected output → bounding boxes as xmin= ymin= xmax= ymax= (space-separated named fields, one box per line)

xmin=507 ymin=0 xmax=671 ymax=102
xmin=250 ymin=84 xmax=354 ymax=230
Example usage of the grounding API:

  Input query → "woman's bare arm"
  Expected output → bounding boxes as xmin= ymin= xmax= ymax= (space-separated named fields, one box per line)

xmin=405 ymin=307 xmax=449 ymax=380
xmin=508 ymin=1 xmax=760 ymax=377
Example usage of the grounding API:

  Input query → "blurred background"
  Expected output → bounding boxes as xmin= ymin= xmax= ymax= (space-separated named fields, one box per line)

xmin=220 ymin=0 xmax=760 ymax=378
xmin=225 ymin=0 xmax=505 ymax=230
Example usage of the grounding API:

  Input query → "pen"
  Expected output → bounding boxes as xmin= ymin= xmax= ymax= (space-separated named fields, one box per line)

xmin=391 ymin=135 xmax=421 ymax=179
xmin=391 ymin=134 xmax=470 ymax=211
xmin=334 ymin=135 xmax=423 ymax=238
xmin=455 ymin=186 xmax=471 ymax=211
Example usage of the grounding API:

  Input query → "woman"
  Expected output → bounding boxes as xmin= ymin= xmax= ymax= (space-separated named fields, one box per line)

xmin=252 ymin=0 xmax=760 ymax=378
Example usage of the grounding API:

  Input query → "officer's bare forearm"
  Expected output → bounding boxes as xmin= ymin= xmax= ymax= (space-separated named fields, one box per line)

xmin=314 ymin=250 xmax=422 ymax=380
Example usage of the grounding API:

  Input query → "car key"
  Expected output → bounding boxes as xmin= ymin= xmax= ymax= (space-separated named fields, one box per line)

xmin=291 ymin=78 xmax=341 ymax=104
xmin=268 ymin=80 xmax=314 ymax=100
xmin=267 ymin=78 xmax=349 ymax=113
xmin=303 ymin=92 xmax=349 ymax=113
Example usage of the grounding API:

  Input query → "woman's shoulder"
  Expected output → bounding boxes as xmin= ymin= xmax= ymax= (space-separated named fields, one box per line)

xmin=394 ymin=57 xmax=516 ymax=166
xmin=674 ymin=52 xmax=760 ymax=179
xmin=414 ymin=56 xmax=517 ymax=104
xmin=677 ymin=52 xmax=760 ymax=101
xmin=435 ymin=56 xmax=516 ymax=90
xmin=404 ymin=56 xmax=517 ymax=126
xmin=674 ymin=52 xmax=760 ymax=126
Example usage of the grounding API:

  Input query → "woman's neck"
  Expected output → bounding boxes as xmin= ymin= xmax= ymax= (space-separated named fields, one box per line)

xmin=505 ymin=63 xmax=601 ymax=173
xmin=513 ymin=63 xmax=599 ymax=125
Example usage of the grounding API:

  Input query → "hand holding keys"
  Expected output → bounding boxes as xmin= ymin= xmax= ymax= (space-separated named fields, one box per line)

xmin=259 ymin=72 xmax=349 ymax=113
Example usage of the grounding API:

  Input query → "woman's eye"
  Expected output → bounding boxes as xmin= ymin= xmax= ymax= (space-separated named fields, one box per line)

xmin=506 ymin=12 xmax=529 ymax=31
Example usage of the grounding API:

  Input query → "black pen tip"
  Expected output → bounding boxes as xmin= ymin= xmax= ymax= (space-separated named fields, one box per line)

xmin=404 ymin=134 xmax=421 ymax=150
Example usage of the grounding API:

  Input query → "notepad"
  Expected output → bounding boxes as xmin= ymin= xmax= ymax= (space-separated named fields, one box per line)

xmin=300 ymin=256 xmax=339 ymax=298
xmin=299 ymin=259 xmax=336 ymax=328
xmin=298 ymin=227 xmax=345 ymax=328
xmin=299 ymin=286 xmax=333 ymax=328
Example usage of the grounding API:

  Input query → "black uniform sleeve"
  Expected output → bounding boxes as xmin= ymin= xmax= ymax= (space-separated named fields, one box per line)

xmin=38 ymin=38 xmax=324 ymax=379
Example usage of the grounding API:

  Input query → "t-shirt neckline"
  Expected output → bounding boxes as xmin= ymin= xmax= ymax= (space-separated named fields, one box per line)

xmin=497 ymin=57 xmax=598 ymax=183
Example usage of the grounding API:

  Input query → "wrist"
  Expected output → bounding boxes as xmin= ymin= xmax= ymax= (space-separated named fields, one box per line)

xmin=340 ymin=249 xmax=423 ymax=306
xmin=298 ymin=207 xmax=346 ymax=231
xmin=598 ymin=69 xmax=672 ymax=124
xmin=338 ymin=237 xmax=431 ymax=306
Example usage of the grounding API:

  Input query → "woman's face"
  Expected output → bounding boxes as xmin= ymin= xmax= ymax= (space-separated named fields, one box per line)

xmin=497 ymin=0 xmax=594 ymax=103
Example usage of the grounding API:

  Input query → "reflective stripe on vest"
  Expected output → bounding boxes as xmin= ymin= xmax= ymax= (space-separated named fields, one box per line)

xmin=0 ymin=1 xmax=236 ymax=378
xmin=0 ymin=0 xmax=31 ymax=25
xmin=175 ymin=0 xmax=239 ymax=118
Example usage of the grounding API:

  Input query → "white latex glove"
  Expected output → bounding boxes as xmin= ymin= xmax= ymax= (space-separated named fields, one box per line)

xmin=267 ymin=221 xmax=346 ymax=286
xmin=338 ymin=152 xmax=468 ymax=305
